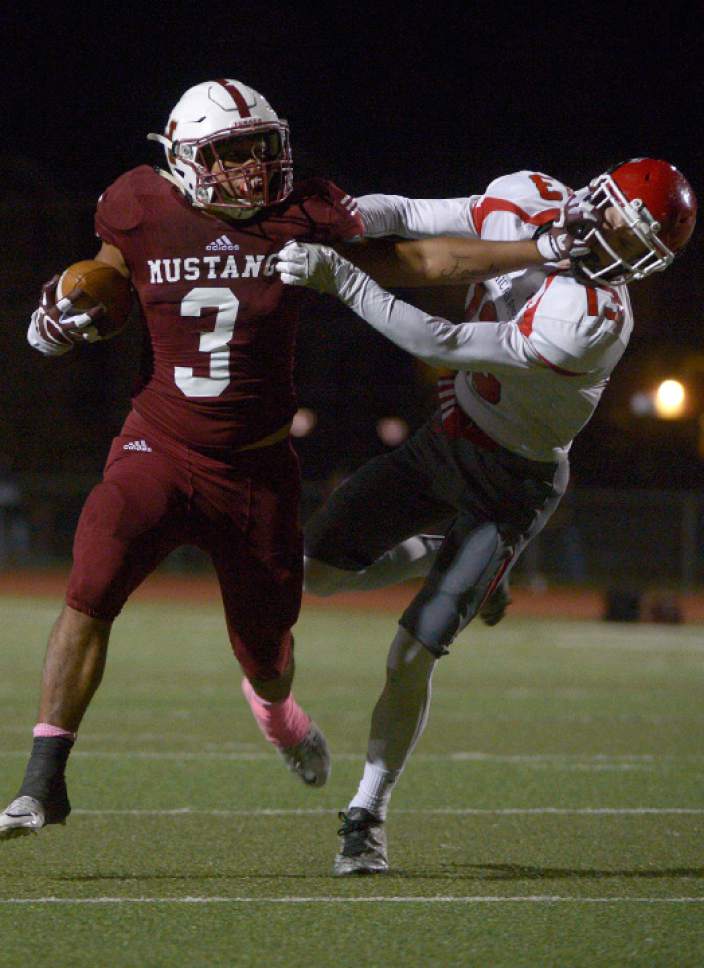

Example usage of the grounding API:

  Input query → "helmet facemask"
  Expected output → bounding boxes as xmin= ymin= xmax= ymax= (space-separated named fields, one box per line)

xmin=148 ymin=79 xmax=294 ymax=216
xmin=164 ymin=120 xmax=292 ymax=214
xmin=573 ymin=172 xmax=675 ymax=284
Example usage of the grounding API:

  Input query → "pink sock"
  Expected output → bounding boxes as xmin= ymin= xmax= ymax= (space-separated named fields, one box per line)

xmin=33 ymin=722 xmax=77 ymax=742
xmin=241 ymin=678 xmax=310 ymax=749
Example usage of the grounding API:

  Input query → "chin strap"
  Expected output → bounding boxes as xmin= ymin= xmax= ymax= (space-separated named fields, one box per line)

xmin=148 ymin=132 xmax=187 ymax=198
xmin=155 ymin=168 xmax=185 ymax=192
xmin=147 ymin=132 xmax=171 ymax=150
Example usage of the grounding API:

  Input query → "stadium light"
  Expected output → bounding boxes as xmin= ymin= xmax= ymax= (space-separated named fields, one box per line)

xmin=653 ymin=379 xmax=687 ymax=420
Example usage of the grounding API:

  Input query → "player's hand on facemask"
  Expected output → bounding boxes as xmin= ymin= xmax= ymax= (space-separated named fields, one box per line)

xmin=275 ymin=241 xmax=346 ymax=295
xmin=27 ymin=275 xmax=107 ymax=356
xmin=537 ymin=188 xmax=602 ymax=263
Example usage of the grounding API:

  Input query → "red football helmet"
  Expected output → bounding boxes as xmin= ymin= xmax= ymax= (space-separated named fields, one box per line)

xmin=576 ymin=158 xmax=697 ymax=284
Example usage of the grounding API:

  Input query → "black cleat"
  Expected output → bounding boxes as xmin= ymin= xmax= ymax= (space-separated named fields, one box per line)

xmin=333 ymin=808 xmax=388 ymax=875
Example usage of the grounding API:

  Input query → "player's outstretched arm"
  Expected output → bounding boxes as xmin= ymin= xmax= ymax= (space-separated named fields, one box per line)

xmin=335 ymin=236 xmax=547 ymax=287
xmin=357 ymin=194 xmax=473 ymax=239
xmin=339 ymin=190 xmax=600 ymax=287
xmin=276 ymin=242 xmax=536 ymax=371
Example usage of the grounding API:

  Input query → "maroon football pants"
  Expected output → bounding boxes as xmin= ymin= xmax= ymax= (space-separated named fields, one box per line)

xmin=66 ymin=411 xmax=303 ymax=680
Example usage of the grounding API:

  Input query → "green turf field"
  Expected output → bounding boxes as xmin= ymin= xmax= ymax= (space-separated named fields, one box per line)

xmin=0 ymin=594 xmax=702 ymax=967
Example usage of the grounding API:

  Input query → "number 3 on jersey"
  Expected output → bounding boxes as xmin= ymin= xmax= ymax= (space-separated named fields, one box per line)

xmin=175 ymin=288 xmax=239 ymax=398
xmin=529 ymin=173 xmax=566 ymax=203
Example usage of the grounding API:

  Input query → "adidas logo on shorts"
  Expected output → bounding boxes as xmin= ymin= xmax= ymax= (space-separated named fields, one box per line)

xmin=206 ymin=234 xmax=240 ymax=251
xmin=123 ymin=439 xmax=152 ymax=452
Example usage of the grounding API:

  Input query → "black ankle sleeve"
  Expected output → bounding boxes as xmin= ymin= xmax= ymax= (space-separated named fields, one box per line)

xmin=17 ymin=736 xmax=74 ymax=801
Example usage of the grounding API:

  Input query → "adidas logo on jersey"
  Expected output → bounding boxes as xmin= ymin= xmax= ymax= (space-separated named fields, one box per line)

xmin=122 ymin=439 xmax=153 ymax=452
xmin=206 ymin=235 xmax=240 ymax=251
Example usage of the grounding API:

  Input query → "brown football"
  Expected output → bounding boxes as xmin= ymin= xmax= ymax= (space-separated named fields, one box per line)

xmin=57 ymin=259 xmax=132 ymax=338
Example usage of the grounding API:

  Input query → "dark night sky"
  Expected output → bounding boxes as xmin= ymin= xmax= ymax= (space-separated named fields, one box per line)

xmin=8 ymin=3 xmax=702 ymax=202
xmin=4 ymin=2 xmax=704 ymax=486
xmin=8 ymin=4 xmax=702 ymax=323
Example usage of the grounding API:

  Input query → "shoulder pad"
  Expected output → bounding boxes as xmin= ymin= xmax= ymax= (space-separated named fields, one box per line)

xmin=274 ymin=179 xmax=363 ymax=242
xmin=279 ymin=178 xmax=337 ymax=210
xmin=96 ymin=165 xmax=162 ymax=232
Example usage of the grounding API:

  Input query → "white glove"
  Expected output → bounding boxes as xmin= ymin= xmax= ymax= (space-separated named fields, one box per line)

xmin=27 ymin=275 xmax=105 ymax=356
xmin=276 ymin=241 xmax=345 ymax=294
xmin=536 ymin=188 xmax=601 ymax=262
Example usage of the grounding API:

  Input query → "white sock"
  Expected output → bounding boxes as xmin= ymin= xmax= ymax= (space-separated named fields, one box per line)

xmin=349 ymin=761 xmax=400 ymax=821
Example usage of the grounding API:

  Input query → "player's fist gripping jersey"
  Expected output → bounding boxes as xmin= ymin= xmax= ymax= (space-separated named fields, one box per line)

xmin=95 ymin=166 xmax=363 ymax=455
xmin=453 ymin=171 xmax=633 ymax=462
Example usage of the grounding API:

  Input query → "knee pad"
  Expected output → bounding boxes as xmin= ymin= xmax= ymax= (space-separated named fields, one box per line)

xmin=400 ymin=519 xmax=512 ymax=656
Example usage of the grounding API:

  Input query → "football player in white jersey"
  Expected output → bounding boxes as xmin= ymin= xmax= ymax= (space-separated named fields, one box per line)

xmin=276 ymin=158 xmax=697 ymax=875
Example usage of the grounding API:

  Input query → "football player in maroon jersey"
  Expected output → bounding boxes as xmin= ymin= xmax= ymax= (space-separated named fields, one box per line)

xmin=2 ymin=78 xmax=370 ymax=837
xmin=1 ymin=78 xmax=595 ymax=842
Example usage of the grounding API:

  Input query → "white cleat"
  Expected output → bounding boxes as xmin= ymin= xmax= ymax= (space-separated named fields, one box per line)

xmin=279 ymin=721 xmax=331 ymax=787
xmin=0 ymin=796 xmax=47 ymax=840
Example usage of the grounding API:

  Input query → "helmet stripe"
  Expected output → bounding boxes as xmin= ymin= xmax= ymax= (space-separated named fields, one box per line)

xmin=215 ymin=79 xmax=252 ymax=118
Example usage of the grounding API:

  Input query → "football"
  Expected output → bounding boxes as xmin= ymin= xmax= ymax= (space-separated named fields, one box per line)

xmin=56 ymin=259 xmax=132 ymax=339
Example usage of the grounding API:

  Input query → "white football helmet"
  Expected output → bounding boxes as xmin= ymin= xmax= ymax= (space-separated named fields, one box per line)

xmin=148 ymin=79 xmax=293 ymax=214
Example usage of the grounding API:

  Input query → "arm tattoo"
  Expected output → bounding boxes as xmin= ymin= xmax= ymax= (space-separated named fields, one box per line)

xmin=437 ymin=259 xmax=501 ymax=283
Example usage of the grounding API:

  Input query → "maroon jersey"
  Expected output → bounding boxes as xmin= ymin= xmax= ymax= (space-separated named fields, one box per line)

xmin=95 ymin=165 xmax=363 ymax=455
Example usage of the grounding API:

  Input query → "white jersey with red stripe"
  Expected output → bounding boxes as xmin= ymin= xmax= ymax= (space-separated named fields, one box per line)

xmin=462 ymin=170 xmax=566 ymax=322
xmin=358 ymin=171 xmax=634 ymax=462
xmin=454 ymin=269 xmax=632 ymax=461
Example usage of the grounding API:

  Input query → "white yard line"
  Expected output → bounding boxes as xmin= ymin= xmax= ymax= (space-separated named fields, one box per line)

xmin=553 ymin=636 xmax=704 ymax=653
xmin=66 ymin=807 xmax=704 ymax=816
xmin=1 ymin=750 xmax=700 ymax=763
xmin=0 ymin=895 xmax=702 ymax=905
